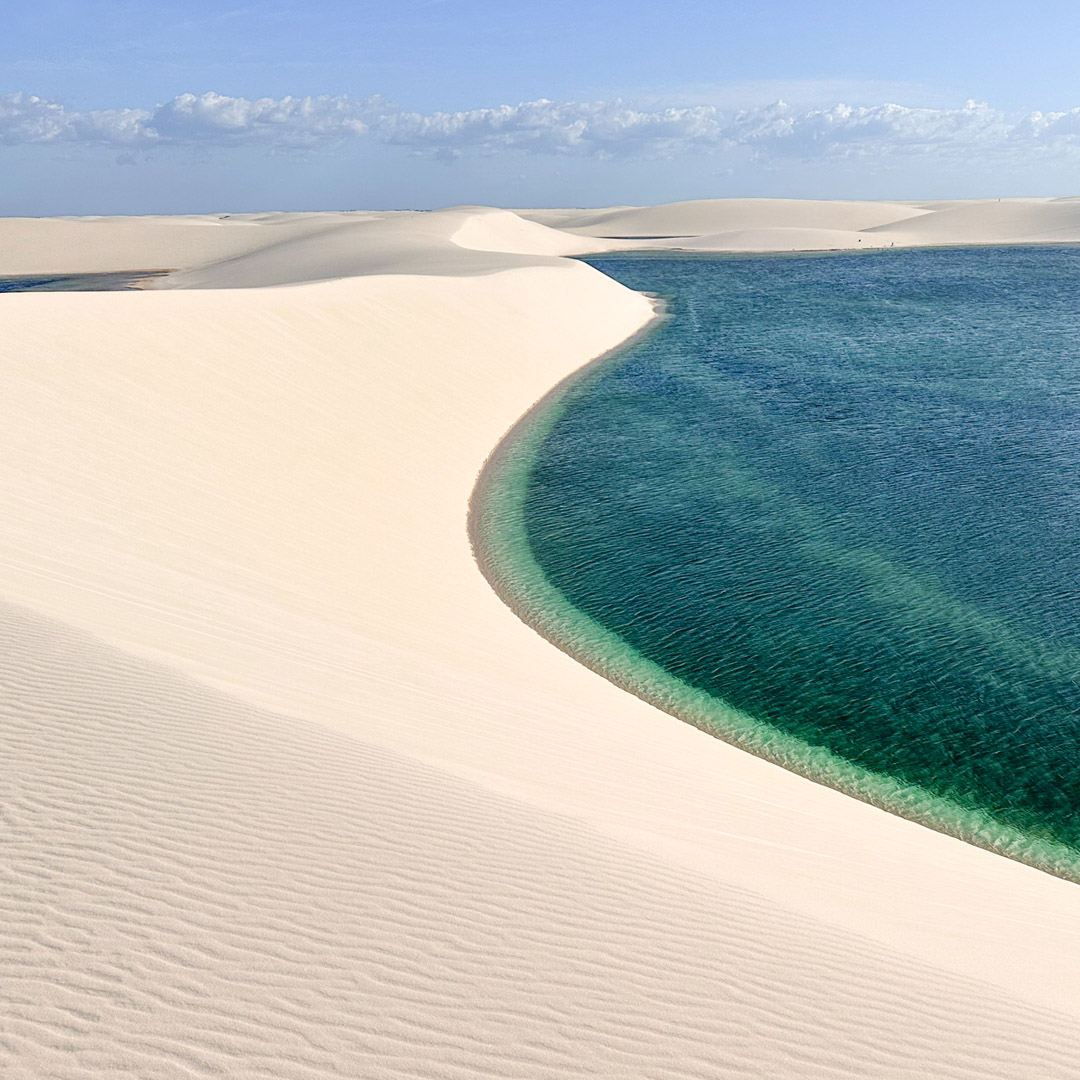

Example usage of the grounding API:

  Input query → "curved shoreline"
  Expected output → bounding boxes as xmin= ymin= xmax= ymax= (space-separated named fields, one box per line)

xmin=469 ymin=288 xmax=1080 ymax=886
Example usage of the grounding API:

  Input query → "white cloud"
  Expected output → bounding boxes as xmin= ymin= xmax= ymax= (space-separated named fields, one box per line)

xmin=149 ymin=92 xmax=372 ymax=147
xmin=378 ymin=100 xmax=727 ymax=158
xmin=0 ymin=93 xmax=75 ymax=144
xmin=3 ymin=90 xmax=1080 ymax=166
xmin=1023 ymin=107 xmax=1080 ymax=143
xmin=728 ymin=99 xmax=1018 ymax=161
xmin=0 ymin=93 xmax=151 ymax=146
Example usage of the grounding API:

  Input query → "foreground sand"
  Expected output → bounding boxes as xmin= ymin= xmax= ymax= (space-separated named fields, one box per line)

xmin=2 ymin=200 xmax=1080 ymax=1077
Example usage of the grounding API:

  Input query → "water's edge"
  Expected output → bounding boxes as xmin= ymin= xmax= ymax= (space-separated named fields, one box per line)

xmin=0 ymin=270 xmax=170 ymax=293
xmin=468 ymin=292 xmax=1080 ymax=885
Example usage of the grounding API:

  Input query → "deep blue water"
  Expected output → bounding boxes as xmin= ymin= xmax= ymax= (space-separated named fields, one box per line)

xmin=0 ymin=271 xmax=162 ymax=292
xmin=522 ymin=247 xmax=1080 ymax=852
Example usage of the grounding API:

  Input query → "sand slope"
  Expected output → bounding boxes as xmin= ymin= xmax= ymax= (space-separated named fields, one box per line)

xmin=870 ymin=197 xmax=1080 ymax=245
xmin=519 ymin=196 xmax=1080 ymax=251
xmin=0 ymin=212 xmax=376 ymax=275
xmin=162 ymin=208 xmax=603 ymax=288
xmin=2 ymin=201 xmax=1080 ymax=1076
xmin=4 ymin=599 xmax=1079 ymax=1080
xmin=545 ymin=197 xmax=930 ymax=236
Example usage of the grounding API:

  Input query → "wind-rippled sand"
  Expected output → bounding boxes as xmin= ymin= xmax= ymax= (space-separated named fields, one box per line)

xmin=3 ymin=199 xmax=1080 ymax=1077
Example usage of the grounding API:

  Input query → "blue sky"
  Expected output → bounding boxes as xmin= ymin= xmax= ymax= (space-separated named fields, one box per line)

xmin=3 ymin=1 xmax=1079 ymax=213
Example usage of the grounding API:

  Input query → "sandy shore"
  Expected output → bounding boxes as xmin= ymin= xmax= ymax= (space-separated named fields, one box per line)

xmin=2 ymin=200 xmax=1080 ymax=1077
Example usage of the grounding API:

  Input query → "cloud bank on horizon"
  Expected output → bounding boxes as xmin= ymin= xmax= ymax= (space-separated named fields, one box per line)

xmin=6 ymin=90 xmax=1080 ymax=167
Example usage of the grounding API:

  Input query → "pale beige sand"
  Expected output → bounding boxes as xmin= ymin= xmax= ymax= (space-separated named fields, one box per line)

xmin=0 ymin=212 xmax=382 ymax=275
xmin=518 ymin=196 xmax=1080 ymax=251
xmin=2 ymin=201 xmax=1080 ymax=1077
xmin=539 ymin=197 xmax=932 ymax=235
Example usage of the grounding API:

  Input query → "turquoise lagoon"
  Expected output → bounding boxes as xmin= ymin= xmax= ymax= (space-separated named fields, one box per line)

xmin=473 ymin=247 xmax=1080 ymax=880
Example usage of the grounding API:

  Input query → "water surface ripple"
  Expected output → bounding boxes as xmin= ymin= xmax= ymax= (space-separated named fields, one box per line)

xmin=474 ymin=247 xmax=1080 ymax=880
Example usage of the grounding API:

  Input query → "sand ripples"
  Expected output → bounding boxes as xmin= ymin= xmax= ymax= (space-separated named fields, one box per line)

xmin=5 ymin=602 xmax=1080 ymax=1077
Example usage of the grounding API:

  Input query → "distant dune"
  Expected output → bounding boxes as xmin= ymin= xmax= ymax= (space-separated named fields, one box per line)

xmin=517 ymin=195 xmax=1080 ymax=250
xmin=2 ymin=200 xmax=1080 ymax=1078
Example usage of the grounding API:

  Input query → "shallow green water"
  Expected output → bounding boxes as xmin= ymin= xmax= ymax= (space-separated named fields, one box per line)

xmin=480 ymin=246 xmax=1080 ymax=878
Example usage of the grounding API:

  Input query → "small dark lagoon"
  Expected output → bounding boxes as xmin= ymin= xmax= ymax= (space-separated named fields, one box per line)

xmin=480 ymin=246 xmax=1080 ymax=878
xmin=0 ymin=271 xmax=165 ymax=293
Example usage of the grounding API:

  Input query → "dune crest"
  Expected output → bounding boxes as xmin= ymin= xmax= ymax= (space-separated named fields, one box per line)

xmin=517 ymin=195 xmax=1080 ymax=251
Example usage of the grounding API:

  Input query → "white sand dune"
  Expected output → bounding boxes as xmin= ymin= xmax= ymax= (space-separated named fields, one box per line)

xmin=4 ymin=601 xmax=1079 ymax=1080
xmin=2 ymin=200 xmax=1080 ymax=1077
xmin=163 ymin=208 xmax=603 ymax=288
xmin=0 ymin=212 xmax=377 ymax=276
xmin=537 ymin=197 xmax=929 ymax=236
xmin=869 ymin=197 xmax=1080 ymax=245
xmin=518 ymin=195 xmax=1080 ymax=252
xmin=663 ymin=226 xmax=894 ymax=251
